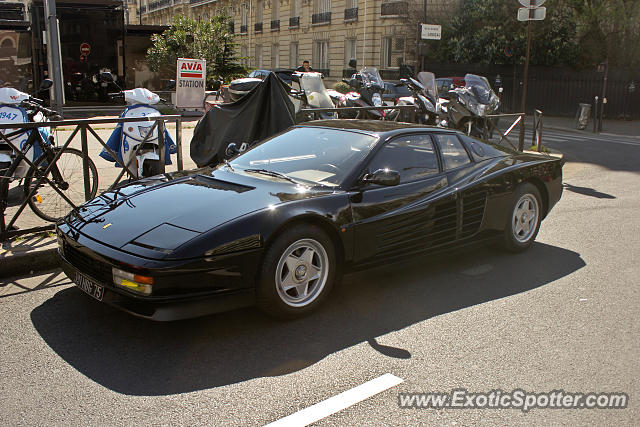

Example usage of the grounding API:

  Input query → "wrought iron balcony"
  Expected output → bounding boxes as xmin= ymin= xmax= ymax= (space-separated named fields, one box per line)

xmin=270 ymin=19 xmax=280 ymax=30
xmin=254 ymin=22 xmax=263 ymax=32
xmin=312 ymin=12 xmax=331 ymax=24
xmin=149 ymin=0 xmax=172 ymax=11
xmin=344 ymin=7 xmax=358 ymax=21
xmin=289 ymin=16 xmax=300 ymax=28
xmin=229 ymin=22 xmax=234 ymax=34
xmin=240 ymin=24 xmax=248 ymax=34
xmin=381 ymin=1 xmax=408 ymax=16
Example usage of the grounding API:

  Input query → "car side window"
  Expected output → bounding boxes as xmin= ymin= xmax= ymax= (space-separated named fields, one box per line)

xmin=367 ymin=134 xmax=440 ymax=184
xmin=433 ymin=133 xmax=472 ymax=170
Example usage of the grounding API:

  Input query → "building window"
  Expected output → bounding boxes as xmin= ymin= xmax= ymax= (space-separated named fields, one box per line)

xmin=256 ymin=0 xmax=263 ymax=24
xmin=289 ymin=42 xmax=299 ymax=68
xmin=291 ymin=0 xmax=301 ymax=18
xmin=271 ymin=43 xmax=280 ymax=68
xmin=255 ymin=44 xmax=263 ymax=68
xmin=344 ymin=37 xmax=356 ymax=65
xmin=312 ymin=0 xmax=331 ymax=24
xmin=241 ymin=3 xmax=248 ymax=32
xmin=241 ymin=45 xmax=248 ymax=66
xmin=347 ymin=0 xmax=358 ymax=8
xmin=382 ymin=36 xmax=393 ymax=68
xmin=313 ymin=39 xmax=329 ymax=71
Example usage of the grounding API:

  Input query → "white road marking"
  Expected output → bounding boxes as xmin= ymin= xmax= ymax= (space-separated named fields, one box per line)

xmin=264 ymin=373 xmax=404 ymax=427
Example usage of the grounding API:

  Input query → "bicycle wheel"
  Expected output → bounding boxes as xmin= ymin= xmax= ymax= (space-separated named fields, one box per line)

xmin=23 ymin=147 xmax=99 ymax=222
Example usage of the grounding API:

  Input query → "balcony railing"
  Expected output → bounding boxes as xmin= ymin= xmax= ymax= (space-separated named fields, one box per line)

xmin=289 ymin=16 xmax=300 ymax=28
xmin=254 ymin=22 xmax=263 ymax=32
xmin=344 ymin=7 xmax=358 ymax=21
xmin=270 ymin=19 xmax=280 ymax=30
xmin=140 ymin=5 xmax=147 ymax=13
xmin=149 ymin=0 xmax=172 ymax=11
xmin=312 ymin=12 xmax=331 ymax=24
xmin=381 ymin=1 xmax=408 ymax=16
xmin=229 ymin=22 xmax=234 ymax=34
xmin=240 ymin=24 xmax=248 ymax=34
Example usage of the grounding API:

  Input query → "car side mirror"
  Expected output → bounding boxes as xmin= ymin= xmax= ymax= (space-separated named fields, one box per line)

xmin=364 ymin=169 xmax=400 ymax=186
xmin=225 ymin=143 xmax=239 ymax=158
xmin=348 ymin=58 xmax=357 ymax=69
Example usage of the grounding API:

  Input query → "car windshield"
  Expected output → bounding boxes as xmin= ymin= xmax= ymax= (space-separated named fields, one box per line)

xmin=230 ymin=127 xmax=377 ymax=187
xmin=360 ymin=67 xmax=384 ymax=88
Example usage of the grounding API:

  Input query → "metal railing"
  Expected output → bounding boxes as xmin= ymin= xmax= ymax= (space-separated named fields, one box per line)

xmin=312 ymin=12 xmax=331 ymax=24
xmin=1 ymin=115 xmax=183 ymax=240
xmin=270 ymin=19 xmax=280 ymax=30
xmin=289 ymin=16 xmax=300 ymax=28
xmin=344 ymin=7 xmax=358 ymax=20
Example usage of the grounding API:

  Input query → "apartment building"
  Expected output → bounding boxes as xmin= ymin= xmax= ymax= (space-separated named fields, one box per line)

xmin=140 ymin=0 xmax=458 ymax=82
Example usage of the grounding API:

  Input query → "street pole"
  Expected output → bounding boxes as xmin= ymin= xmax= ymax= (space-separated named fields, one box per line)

xmin=518 ymin=19 xmax=531 ymax=151
xmin=598 ymin=59 xmax=608 ymax=132
xmin=43 ymin=0 xmax=64 ymax=113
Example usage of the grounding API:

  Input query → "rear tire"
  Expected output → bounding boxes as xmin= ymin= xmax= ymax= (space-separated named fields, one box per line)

xmin=257 ymin=224 xmax=337 ymax=319
xmin=502 ymin=183 xmax=542 ymax=253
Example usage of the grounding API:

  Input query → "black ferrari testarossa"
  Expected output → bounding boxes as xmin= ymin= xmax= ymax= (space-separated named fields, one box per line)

xmin=57 ymin=120 xmax=563 ymax=320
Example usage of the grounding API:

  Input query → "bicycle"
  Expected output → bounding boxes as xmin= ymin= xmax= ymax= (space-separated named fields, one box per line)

xmin=203 ymin=78 xmax=225 ymax=111
xmin=0 ymin=95 xmax=98 ymax=224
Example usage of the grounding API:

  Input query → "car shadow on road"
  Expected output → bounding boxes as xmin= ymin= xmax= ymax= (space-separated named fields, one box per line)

xmin=30 ymin=242 xmax=585 ymax=396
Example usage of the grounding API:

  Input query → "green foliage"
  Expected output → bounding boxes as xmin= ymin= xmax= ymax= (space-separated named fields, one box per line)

xmin=425 ymin=0 xmax=640 ymax=69
xmin=333 ymin=81 xmax=350 ymax=94
xmin=426 ymin=0 xmax=580 ymax=67
xmin=147 ymin=15 xmax=248 ymax=89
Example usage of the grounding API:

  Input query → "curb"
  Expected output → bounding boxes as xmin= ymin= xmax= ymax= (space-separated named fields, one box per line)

xmin=1 ymin=247 xmax=60 ymax=279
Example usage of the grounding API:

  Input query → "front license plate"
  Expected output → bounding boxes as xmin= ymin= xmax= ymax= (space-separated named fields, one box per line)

xmin=73 ymin=272 xmax=104 ymax=301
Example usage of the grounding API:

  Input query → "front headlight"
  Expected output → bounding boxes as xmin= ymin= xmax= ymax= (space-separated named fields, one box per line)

xmin=138 ymin=125 xmax=152 ymax=139
xmin=372 ymin=93 xmax=383 ymax=107
xmin=467 ymin=101 xmax=487 ymax=117
xmin=112 ymin=267 xmax=153 ymax=295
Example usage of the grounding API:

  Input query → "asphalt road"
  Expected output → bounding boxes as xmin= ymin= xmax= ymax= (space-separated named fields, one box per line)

xmin=1 ymin=129 xmax=638 ymax=425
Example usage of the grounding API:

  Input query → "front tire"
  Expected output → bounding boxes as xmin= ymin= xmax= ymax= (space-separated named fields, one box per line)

xmin=502 ymin=183 xmax=542 ymax=253
xmin=257 ymin=224 xmax=337 ymax=319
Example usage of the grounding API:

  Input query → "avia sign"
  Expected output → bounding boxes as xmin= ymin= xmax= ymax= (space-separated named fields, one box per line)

xmin=176 ymin=58 xmax=206 ymax=109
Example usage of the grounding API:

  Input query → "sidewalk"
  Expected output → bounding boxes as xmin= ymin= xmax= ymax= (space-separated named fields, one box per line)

xmin=1 ymin=113 xmax=638 ymax=279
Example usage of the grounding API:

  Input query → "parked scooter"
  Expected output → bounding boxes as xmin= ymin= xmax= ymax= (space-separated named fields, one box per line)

xmin=290 ymin=71 xmax=337 ymax=121
xmin=0 ymin=79 xmax=58 ymax=178
xmin=392 ymin=71 xmax=442 ymax=125
xmin=99 ymin=73 xmax=176 ymax=178
xmin=340 ymin=59 xmax=386 ymax=119
xmin=444 ymin=74 xmax=501 ymax=137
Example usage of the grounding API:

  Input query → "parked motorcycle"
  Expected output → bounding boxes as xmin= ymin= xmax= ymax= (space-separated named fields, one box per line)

xmin=340 ymin=59 xmax=386 ymax=119
xmin=99 ymin=73 xmax=176 ymax=178
xmin=290 ymin=71 xmax=337 ymax=121
xmin=392 ymin=71 xmax=442 ymax=125
xmin=444 ymin=74 xmax=500 ymax=138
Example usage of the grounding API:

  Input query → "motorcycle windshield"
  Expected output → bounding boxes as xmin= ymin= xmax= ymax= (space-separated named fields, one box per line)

xmin=416 ymin=72 xmax=438 ymax=101
xmin=463 ymin=74 xmax=496 ymax=105
xmin=299 ymin=72 xmax=334 ymax=108
xmin=360 ymin=67 xmax=384 ymax=89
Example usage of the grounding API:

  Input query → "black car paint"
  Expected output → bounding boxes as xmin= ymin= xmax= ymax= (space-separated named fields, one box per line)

xmin=57 ymin=120 xmax=563 ymax=320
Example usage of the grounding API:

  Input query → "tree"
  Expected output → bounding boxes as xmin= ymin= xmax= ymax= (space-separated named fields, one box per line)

xmin=425 ymin=0 xmax=580 ymax=67
xmin=146 ymin=14 xmax=247 ymax=88
xmin=565 ymin=0 xmax=640 ymax=68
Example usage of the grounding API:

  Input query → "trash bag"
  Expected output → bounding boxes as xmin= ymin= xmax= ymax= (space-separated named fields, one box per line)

xmin=190 ymin=72 xmax=296 ymax=167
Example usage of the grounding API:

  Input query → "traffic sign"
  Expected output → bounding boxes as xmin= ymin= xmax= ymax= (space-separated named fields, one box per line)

xmin=518 ymin=0 xmax=545 ymax=7
xmin=421 ymin=24 xmax=441 ymax=40
xmin=176 ymin=58 xmax=206 ymax=109
xmin=517 ymin=6 xmax=546 ymax=21
xmin=80 ymin=43 xmax=91 ymax=56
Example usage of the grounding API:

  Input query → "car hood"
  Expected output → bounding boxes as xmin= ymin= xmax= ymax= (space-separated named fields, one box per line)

xmin=63 ymin=168 xmax=331 ymax=251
